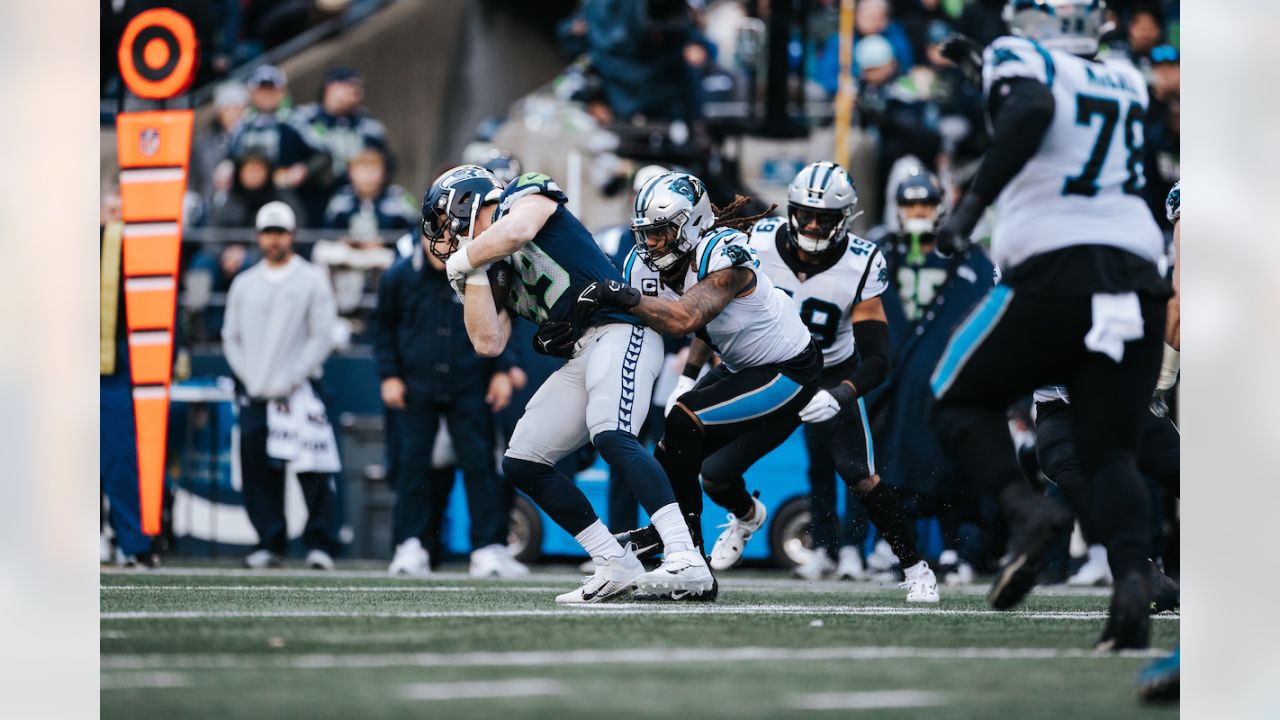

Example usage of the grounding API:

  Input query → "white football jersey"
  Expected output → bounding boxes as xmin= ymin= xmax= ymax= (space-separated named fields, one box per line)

xmin=982 ymin=36 xmax=1163 ymax=271
xmin=622 ymin=227 xmax=811 ymax=372
xmin=748 ymin=217 xmax=889 ymax=367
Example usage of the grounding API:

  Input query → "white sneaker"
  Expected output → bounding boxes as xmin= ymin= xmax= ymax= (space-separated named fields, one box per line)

xmin=1068 ymin=545 xmax=1113 ymax=586
xmin=634 ymin=549 xmax=715 ymax=597
xmin=389 ymin=538 xmax=431 ymax=577
xmin=900 ymin=560 xmax=940 ymax=603
xmin=577 ymin=558 xmax=596 ymax=573
xmin=305 ymin=549 xmax=335 ymax=571
xmin=709 ymin=497 xmax=767 ymax=571
xmin=866 ymin=539 xmax=899 ymax=574
xmin=837 ymin=545 xmax=867 ymax=581
xmin=100 ymin=532 xmax=114 ymax=563
xmin=556 ymin=548 xmax=644 ymax=604
xmin=937 ymin=549 xmax=975 ymax=586
xmin=470 ymin=544 xmax=531 ymax=579
xmin=243 ymin=549 xmax=282 ymax=569
xmin=794 ymin=546 xmax=836 ymax=581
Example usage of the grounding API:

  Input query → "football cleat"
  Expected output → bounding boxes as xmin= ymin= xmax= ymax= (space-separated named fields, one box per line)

xmin=555 ymin=548 xmax=644 ymax=604
xmin=1068 ymin=545 xmax=1113 ymax=586
xmin=469 ymin=544 xmax=530 ymax=579
xmin=1148 ymin=560 xmax=1179 ymax=615
xmin=1137 ymin=646 xmax=1179 ymax=703
xmin=1095 ymin=570 xmax=1152 ymax=651
xmin=900 ymin=560 xmax=940 ymax=603
xmin=388 ymin=538 xmax=431 ymax=578
xmin=936 ymin=549 xmax=974 ymax=586
xmin=987 ymin=494 xmax=1072 ymax=610
xmin=634 ymin=575 xmax=719 ymax=602
xmin=634 ymin=550 xmax=716 ymax=596
xmin=305 ymin=549 xmax=335 ymax=571
xmin=837 ymin=545 xmax=868 ymax=581
xmin=793 ymin=544 xmax=836 ymax=581
xmin=613 ymin=524 xmax=663 ymax=561
xmin=709 ymin=496 xmax=767 ymax=571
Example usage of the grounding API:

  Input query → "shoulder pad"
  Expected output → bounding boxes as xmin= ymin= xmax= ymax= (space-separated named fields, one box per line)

xmin=983 ymin=35 xmax=1054 ymax=90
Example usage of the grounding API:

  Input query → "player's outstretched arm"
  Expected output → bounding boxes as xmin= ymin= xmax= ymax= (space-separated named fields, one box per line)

xmin=463 ymin=281 xmax=512 ymax=357
xmin=632 ymin=267 xmax=755 ymax=336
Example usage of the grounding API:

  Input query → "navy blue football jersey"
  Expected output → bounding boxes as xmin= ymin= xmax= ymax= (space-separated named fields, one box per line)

xmin=494 ymin=173 xmax=639 ymax=326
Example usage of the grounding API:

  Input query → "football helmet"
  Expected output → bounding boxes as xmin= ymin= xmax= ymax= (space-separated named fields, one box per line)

xmin=786 ymin=162 xmax=857 ymax=254
xmin=895 ymin=168 xmax=945 ymax=237
xmin=1006 ymin=0 xmax=1108 ymax=57
xmin=631 ymin=172 xmax=714 ymax=272
xmin=421 ymin=165 xmax=504 ymax=260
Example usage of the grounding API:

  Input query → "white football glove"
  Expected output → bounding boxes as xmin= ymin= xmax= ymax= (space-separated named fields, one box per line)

xmin=665 ymin=375 xmax=697 ymax=419
xmin=798 ymin=389 xmax=841 ymax=423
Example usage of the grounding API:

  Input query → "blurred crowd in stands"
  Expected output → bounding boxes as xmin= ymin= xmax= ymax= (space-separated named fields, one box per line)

xmin=102 ymin=0 xmax=1179 ymax=585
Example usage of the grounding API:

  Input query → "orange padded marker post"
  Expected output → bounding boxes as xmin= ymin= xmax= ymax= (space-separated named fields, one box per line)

xmin=115 ymin=8 xmax=198 ymax=536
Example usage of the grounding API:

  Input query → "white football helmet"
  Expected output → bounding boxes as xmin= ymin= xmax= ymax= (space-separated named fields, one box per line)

xmin=786 ymin=162 xmax=858 ymax=254
xmin=631 ymin=172 xmax=714 ymax=271
xmin=1006 ymin=0 xmax=1109 ymax=57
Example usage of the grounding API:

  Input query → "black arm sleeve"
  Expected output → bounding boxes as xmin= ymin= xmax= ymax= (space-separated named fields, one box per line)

xmin=830 ymin=320 xmax=892 ymax=408
xmin=968 ymin=77 xmax=1056 ymax=204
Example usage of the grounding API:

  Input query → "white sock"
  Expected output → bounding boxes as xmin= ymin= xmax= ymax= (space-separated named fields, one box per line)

xmin=650 ymin=503 xmax=696 ymax=555
xmin=1088 ymin=544 xmax=1108 ymax=563
xmin=575 ymin=520 xmax=626 ymax=563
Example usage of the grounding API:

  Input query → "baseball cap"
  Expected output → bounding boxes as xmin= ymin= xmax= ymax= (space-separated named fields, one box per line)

xmin=323 ymin=67 xmax=363 ymax=86
xmin=213 ymin=81 xmax=249 ymax=109
xmin=855 ymin=35 xmax=896 ymax=71
xmin=255 ymin=201 xmax=297 ymax=232
xmin=247 ymin=65 xmax=286 ymax=89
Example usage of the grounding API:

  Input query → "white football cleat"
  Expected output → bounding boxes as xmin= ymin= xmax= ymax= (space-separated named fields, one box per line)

xmin=470 ymin=544 xmax=531 ymax=579
xmin=900 ymin=560 xmax=940 ymax=603
xmin=866 ymin=539 xmax=900 ymax=574
xmin=556 ymin=548 xmax=644 ymax=604
xmin=937 ymin=549 xmax=975 ymax=586
xmin=794 ymin=546 xmax=836 ymax=581
xmin=836 ymin=545 xmax=867 ymax=581
xmin=388 ymin=538 xmax=431 ymax=578
xmin=1069 ymin=545 xmax=1113 ymax=586
xmin=709 ymin=497 xmax=767 ymax=571
xmin=577 ymin=558 xmax=597 ymax=573
xmin=305 ymin=549 xmax=335 ymax=571
xmin=634 ymin=549 xmax=715 ymax=597
xmin=243 ymin=549 xmax=282 ymax=569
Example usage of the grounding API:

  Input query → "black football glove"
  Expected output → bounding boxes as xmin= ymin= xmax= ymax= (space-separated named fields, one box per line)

xmin=936 ymin=193 xmax=984 ymax=257
xmin=571 ymin=279 xmax=641 ymax=326
xmin=939 ymin=33 xmax=984 ymax=85
xmin=531 ymin=320 xmax=577 ymax=358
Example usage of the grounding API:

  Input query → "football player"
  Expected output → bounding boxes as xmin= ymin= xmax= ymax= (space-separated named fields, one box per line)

xmin=582 ymin=171 xmax=822 ymax=599
xmin=731 ymin=162 xmax=939 ymax=601
xmin=929 ymin=0 xmax=1170 ymax=648
xmin=425 ymin=165 xmax=712 ymax=603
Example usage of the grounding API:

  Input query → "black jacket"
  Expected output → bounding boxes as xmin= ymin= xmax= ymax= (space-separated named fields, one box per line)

xmin=370 ymin=245 xmax=513 ymax=402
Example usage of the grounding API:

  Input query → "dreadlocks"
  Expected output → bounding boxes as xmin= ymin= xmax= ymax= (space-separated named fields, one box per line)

xmin=709 ymin=195 xmax=777 ymax=234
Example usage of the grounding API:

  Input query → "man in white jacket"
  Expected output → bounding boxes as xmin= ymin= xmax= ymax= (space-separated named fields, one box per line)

xmin=223 ymin=202 xmax=340 ymax=569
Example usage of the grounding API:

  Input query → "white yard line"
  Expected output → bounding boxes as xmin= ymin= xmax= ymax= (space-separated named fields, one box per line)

xmin=789 ymin=689 xmax=947 ymax=711
xmin=100 ymin=604 xmax=1179 ymax=621
xmin=102 ymin=645 xmax=1167 ymax=672
xmin=399 ymin=678 xmax=566 ymax=701
xmin=99 ymin=672 xmax=190 ymax=690
xmin=102 ymin=585 xmax=568 ymax=593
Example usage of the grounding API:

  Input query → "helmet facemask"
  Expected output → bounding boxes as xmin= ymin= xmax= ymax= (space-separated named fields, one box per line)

xmin=424 ymin=188 xmax=486 ymax=261
xmin=787 ymin=203 xmax=848 ymax=254
xmin=633 ymin=209 xmax=696 ymax=272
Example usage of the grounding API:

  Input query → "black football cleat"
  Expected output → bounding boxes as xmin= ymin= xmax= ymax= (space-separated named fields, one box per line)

xmin=1148 ymin=560 xmax=1180 ymax=615
xmin=613 ymin=524 xmax=663 ymax=562
xmin=1095 ymin=570 xmax=1152 ymax=651
xmin=987 ymin=494 xmax=1073 ymax=610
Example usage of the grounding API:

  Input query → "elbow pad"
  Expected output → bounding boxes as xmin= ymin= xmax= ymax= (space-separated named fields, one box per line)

xmin=848 ymin=320 xmax=891 ymax=395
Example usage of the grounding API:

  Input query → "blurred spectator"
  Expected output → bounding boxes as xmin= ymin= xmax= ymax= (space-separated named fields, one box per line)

xmin=956 ymin=0 xmax=1008 ymax=49
xmin=915 ymin=20 xmax=987 ymax=170
xmin=898 ymin=0 xmax=953 ymax=63
xmin=1144 ymin=44 xmax=1179 ymax=229
xmin=100 ymin=187 xmax=157 ymax=568
xmin=323 ymin=149 xmax=417 ymax=236
xmin=208 ymin=149 xmax=308 ymax=228
xmin=1123 ymin=2 xmax=1165 ymax=66
xmin=481 ymin=150 xmax=524 ymax=187
xmin=291 ymin=68 xmax=390 ymax=201
xmin=556 ymin=0 xmax=710 ymax=124
xmin=191 ymin=82 xmax=248 ymax=206
xmin=813 ymin=0 xmax=915 ymax=96
xmin=852 ymin=35 xmax=943 ymax=218
xmin=222 ymin=202 xmax=340 ymax=570
xmin=227 ymin=65 xmax=314 ymax=190
xmin=371 ymin=235 xmax=527 ymax=579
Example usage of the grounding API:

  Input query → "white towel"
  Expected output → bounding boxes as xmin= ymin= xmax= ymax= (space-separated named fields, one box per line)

xmin=267 ymin=383 xmax=342 ymax=474
xmin=1083 ymin=292 xmax=1144 ymax=363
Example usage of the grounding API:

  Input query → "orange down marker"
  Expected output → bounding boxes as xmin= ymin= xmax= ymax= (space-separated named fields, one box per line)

xmin=115 ymin=9 xmax=198 ymax=536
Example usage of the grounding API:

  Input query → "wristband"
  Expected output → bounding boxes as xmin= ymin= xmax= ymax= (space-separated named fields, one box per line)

xmin=682 ymin=364 xmax=702 ymax=380
xmin=465 ymin=266 xmax=491 ymax=286
xmin=446 ymin=247 xmax=476 ymax=276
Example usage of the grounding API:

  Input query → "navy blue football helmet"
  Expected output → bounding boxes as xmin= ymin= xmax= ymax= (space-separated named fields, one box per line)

xmin=421 ymin=165 xmax=504 ymax=260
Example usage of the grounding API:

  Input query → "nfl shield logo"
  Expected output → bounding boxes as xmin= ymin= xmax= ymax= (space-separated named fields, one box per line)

xmin=139 ymin=127 xmax=161 ymax=157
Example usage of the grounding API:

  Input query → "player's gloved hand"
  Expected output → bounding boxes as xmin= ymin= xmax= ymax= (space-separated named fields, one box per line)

xmin=1149 ymin=388 xmax=1170 ymax=418
xmin=798 ymin=383 xmax=857 ymax=424
xmin=531 ymin=320 xmax=577 ymax=358
xmin=665 ymin=375 xmax=697 ymax=419
xmin=939 ymin=33 xmax=984 ymax=85
xmin=571 ymin=279 xmax=641 ymax=326
xmin=936 ymin=193 xmax=984 ymax=257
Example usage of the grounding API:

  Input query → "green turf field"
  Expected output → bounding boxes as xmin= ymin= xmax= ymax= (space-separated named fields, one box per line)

xmin=101 ymin=565 xmax=1178 ymax=719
